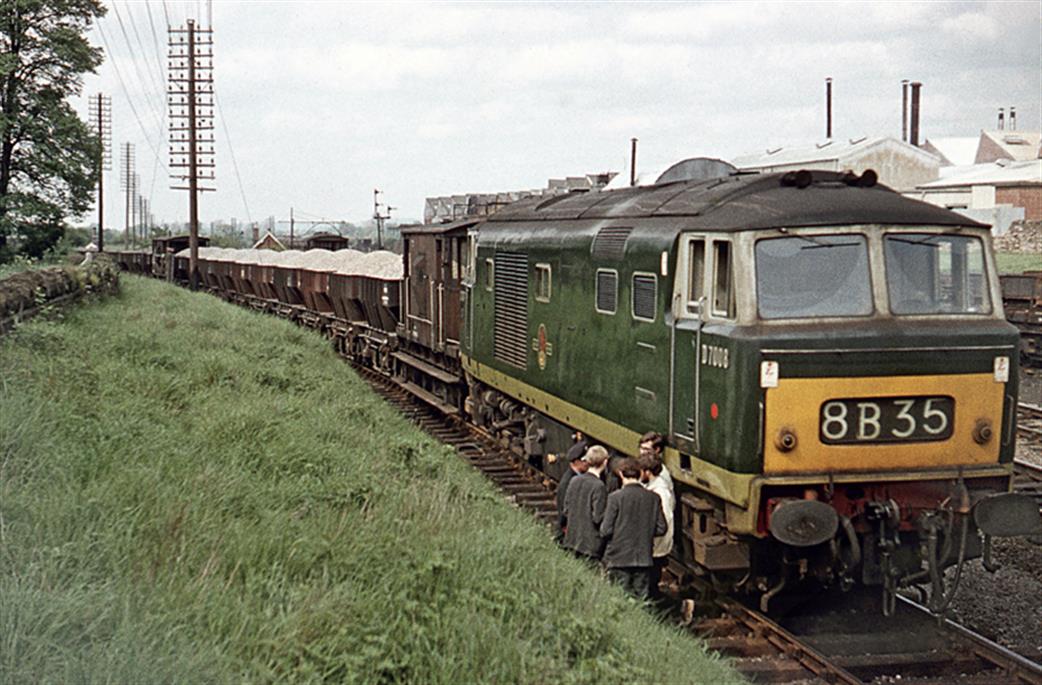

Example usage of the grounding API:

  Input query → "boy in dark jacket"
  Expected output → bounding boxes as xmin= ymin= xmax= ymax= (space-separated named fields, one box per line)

xmin=562 ymin=445 xmax=609 ymax=561
xmin=599 ymin=458 xmax=667 ymax=599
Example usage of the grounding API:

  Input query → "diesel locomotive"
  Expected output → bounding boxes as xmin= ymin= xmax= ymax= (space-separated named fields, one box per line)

xmin=113 ymin=161 xmax=1042 ymax=614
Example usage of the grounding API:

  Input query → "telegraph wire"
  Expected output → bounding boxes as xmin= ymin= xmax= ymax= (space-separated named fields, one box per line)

xmin=145 ymin=3 xmax=167 ymax=75
xmin=110 ymin=2 xmax=166 ymax=126
xmin=94 ymin=20 xmax=167 ymax=169
xmin=106 ymin=3 xmax=171 ymax=207
xmin=141 ymin=2 xmax=174 ymax=204
xmin=125 ymin=1 xmax=166 ymax=97
xmin=214 ymin=87 xmax=252 ymax=224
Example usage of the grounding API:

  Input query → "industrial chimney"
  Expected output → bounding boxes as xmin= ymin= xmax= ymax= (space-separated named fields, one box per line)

xmin=901 ymin=80 xmax=909 ymax=142
xmin=998 ymin=107 xmax=1005 ymax=130
xmin=630 ymin=138 xmax=638 ymax=186
xmin=909 ymin=82 xmax=922 ymax=146
xmin=825 ymin=77 xmax=833 ymax=139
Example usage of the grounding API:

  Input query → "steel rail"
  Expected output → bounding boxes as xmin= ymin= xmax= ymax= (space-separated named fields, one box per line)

xmin=899 ymin=596 xmax=1042 ymax=685
xmin=159 ymin=277 xmax=1042 ymax=685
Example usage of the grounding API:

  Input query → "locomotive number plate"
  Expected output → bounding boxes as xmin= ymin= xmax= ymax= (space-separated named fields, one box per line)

xmin=819 ymin=396 xmax=954 ymax=444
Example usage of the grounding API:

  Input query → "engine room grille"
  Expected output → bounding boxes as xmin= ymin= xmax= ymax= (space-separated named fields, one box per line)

xmin=591 ymin=227 xmax=632 ymax=260
xmin=493 ymin=252 xmax=529 ymax=369
xmin=596 ymin=270 xmax=618 ymax=313
xmin=632 ymin=274 xmax=657 ymax=321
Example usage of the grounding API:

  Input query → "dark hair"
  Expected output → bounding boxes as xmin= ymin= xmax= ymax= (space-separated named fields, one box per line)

xmin=617 ymin=458 xmax=642 ymax=480
xmin=637 ymin=454 xmax=663 ymax=476
xmin=640 ymin=431 xmax=666 ymax=453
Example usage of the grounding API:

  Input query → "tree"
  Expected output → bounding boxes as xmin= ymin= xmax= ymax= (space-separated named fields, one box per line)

xmin=0 ymin=0 xmax=104 ymax=261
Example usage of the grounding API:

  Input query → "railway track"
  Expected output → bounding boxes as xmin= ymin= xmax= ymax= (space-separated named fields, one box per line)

xmin=1018 ymin=402 xmax=1042 ymax=443
xmin=158 ymin=282 xmax=1042 ymax=684
xmin=344 ymin=346 xmax=1042 ymax=684
xmin=1015 ymin=403 xmax=1042 ymax=512
xmin=684 ymin=585 xmax=1042 ymax=684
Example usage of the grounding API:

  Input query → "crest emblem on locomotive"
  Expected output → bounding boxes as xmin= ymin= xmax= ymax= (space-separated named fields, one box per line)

xmin=534 ymin=323 xmax=552 ymax=370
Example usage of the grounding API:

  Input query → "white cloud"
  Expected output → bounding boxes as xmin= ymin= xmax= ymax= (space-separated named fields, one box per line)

xmin=940 ymin=11 xmax=1001 ymax=42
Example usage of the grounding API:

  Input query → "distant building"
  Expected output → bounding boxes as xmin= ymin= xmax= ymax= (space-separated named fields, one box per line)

xmin=922 ymin=137 xmax=979 ymax=166
xmin=912 ymin=128 xmax=1041 ymax=234
xmin=252 ymin=232 xmax=285 ymax=251
xmin=424 ymin=171 xmax=617 ymax=224
xmin=913 ymin=159 xmax=1041 ymax=233
xmin=732 ymin=136 xmax=941 ymax=192
xmin=974 ymin=130 xmax=1041 ymax=164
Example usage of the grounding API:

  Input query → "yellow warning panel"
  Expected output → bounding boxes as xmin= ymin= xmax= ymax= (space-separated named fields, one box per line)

xmin=763 ymin=373 xmax=1004 ymax=474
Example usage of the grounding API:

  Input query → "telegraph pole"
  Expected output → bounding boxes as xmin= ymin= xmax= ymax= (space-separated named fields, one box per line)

xmin=89 ymin=94 xmax=111 ymax=251
xmin=120 ymin=143 xmax=135 ymax=246
xmin=169 ymin=18 xmax=215 ymax=289
xmin=290 ymin=206 xmax=294 ymax=249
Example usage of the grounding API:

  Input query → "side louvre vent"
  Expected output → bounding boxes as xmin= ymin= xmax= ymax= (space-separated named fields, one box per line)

xmin=632 ymin=274 xmax=657 ymax=321
xmin=591 ymin=227 xmax=632 ymax=260
xmin=596 ymin=270 xmax=618 ymax=313
xmin=493 ymin=252 xmax=529 ymax=369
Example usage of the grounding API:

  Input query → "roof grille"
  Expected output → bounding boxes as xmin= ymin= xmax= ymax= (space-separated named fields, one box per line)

xmin=493 ymin=252 xmax=528 ymax=370
xmin=591 ymin=227 xmax=632 ymax=260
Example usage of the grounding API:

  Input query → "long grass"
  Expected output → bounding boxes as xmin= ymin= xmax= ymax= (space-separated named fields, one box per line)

xmin=0 ymin=277 xmax=740 ymax=684
xmin=995 ymin=252 xmax=1041 ymax=275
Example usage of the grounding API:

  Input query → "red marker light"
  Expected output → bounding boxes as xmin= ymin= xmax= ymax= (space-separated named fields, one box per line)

xmin=710 ymin=403 xmax=719 ymax=420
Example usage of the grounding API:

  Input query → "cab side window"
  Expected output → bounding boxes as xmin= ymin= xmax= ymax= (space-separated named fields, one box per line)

xmin=712 ymin=241 xmax=735 ymax=318
xmin=687 ymin=239 xmax=705 ymax=313
xmin=534 ymin=263 xmax=552 ymax=303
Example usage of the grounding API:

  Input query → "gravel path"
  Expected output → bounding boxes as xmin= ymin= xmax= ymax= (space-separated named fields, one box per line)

xmin=943 ymin=427 xmax=1042 ymax=664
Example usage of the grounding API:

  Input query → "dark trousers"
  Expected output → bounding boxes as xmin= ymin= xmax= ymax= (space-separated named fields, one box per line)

xmin=649 ymin=556 xmax=668 ymax=598
xmin=607 ymin=566 xmax=652 ymax=599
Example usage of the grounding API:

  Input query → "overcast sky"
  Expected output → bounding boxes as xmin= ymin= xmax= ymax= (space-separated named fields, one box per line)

xmin=75 ymin=1 xmax=1041 ymax=231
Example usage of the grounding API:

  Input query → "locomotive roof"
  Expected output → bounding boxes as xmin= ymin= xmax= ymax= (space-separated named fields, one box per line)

xmin=399 ymin=217 xmax=480 ymax=236
xmin=486 ymin=170 xmax=987 ymax=231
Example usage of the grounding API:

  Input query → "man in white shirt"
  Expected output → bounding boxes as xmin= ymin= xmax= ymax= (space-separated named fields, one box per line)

xmin=639 ymin=431 xmax=673 ymax=492
xmin=640 ymin=453 xmax=675 ymax=599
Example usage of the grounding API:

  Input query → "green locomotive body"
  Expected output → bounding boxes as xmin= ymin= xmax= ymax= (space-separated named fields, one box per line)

xmin=461 ymin=169 xmax=1036 ymax=610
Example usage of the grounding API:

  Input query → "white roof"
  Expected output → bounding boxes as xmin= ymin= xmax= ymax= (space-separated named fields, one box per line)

xmin=733 ymin=136 xmax=938 ymax=169
xmin=602 ymin=164 xmax=670 ymax=190
xmin=251 ymin=231 xmax=285 ymax=250
xmin=918 ymin=159 xmax=1042 ymax=189
xmin=924 ymin=137 xmax=979 ymax=166
xmin=979 ymin=130 xmax=1041 ymax=162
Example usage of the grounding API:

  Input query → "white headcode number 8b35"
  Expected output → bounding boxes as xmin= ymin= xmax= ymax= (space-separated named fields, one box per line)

xmin=922 ymin=398 xmax=949 ymax=435
xmin=821 ymin=401 xmax=849 ymax=440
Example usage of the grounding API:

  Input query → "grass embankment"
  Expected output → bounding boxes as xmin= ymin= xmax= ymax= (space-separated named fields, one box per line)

xmin=995 ymin=252 xmax=1041 ymax=275
xmin=0 ymin=277 xmax=740 ymax=684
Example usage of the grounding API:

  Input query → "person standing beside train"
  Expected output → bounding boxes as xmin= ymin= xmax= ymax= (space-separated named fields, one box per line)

xmin=599 ymin=458 xmax=667 ymax=599
xmin=640 ymin=453 xmax=675 ymax=599
xmin=639 ymin=431 xmax=672 ymax=491
xmin=562 ymin=445 xmax=609 ymax=562
xmin=555 ymin=432 xmax=590 ymax=543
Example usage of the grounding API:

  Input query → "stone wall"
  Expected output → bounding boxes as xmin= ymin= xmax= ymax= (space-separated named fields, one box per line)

xmin=993 ymin=220 xmax=1042 ymax=254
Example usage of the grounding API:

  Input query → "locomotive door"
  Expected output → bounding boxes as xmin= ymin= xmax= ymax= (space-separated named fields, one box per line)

xmin=440 ymin=237 xmax=464 ymax=346
xmin=670 ymin=235 xmax=707 ymax=456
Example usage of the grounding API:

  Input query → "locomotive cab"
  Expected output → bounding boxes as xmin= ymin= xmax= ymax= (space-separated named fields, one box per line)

xmin=667 ymin=222 xmax=1038 ymax=612
xmin=459 ymin=168 xmax=1040 ymax=614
